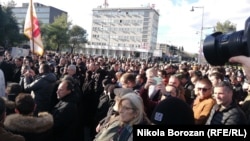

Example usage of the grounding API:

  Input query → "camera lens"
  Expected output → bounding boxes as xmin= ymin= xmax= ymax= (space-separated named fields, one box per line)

xmin=203 ymin=17 xmax=250 ymax=66
xmin=203 ymin=31 xmax=248 ymax=66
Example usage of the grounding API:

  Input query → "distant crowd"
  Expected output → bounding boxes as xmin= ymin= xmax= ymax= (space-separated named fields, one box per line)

xmin=0 ymin=48 xmax=249 ymax=141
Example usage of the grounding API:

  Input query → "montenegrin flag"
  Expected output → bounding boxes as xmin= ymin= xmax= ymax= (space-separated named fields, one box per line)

xmin=24 ymin=0 xmax=44 ymax=56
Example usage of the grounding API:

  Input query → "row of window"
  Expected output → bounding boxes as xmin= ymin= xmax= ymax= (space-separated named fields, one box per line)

xmin=12 ymin=7 xmax=50 ymax=13
xmin=93 ymin=19 xmax=144 ymax=25
xmin=91 ymin=42 xmax=145 ymax=48
xmin=92 ymin=27 xmax=143 ymax=33
xmin=92 ymin=34 xmax=143 ymax=41
xmin=93 ymin=10 xmax=145 ymax=16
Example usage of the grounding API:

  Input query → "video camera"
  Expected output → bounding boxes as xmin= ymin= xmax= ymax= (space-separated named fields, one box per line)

xmin=203 ymin=16 xmax=250 ymax=66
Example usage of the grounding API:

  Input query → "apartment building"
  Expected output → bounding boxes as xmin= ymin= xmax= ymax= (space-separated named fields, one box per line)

xmin=85 ymin=6 xmax=159 ymax=59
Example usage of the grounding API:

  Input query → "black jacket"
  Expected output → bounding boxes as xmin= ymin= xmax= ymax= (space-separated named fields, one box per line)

xmin=24 ymin=73 xmax=57 ymax=115
xmin=50 ymin=92 xmax=79 ymax=141
xmin=206 ymin=101 xmax=247 ymax=125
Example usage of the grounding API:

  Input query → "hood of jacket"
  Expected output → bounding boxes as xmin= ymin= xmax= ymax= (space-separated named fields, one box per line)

xmin=4 ymin=112 xmax=53 ymax=133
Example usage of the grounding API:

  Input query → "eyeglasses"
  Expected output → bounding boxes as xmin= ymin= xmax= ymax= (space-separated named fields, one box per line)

xmin=197 ymin=87 xmax=211 ymax=92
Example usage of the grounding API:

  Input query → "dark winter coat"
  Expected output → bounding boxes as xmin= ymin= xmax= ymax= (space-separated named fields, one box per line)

xmin=0 ymin=123 xmax=25 ymax=141
xmin=4 ymin=112 xmax=53 ymax=141
xmin=206 ymin=101 xmax=247 ymax=125
xmin=50 ymin=92 xmax=79 ymax=141
xmin=24 ymin=73 xmax=57 ymax=115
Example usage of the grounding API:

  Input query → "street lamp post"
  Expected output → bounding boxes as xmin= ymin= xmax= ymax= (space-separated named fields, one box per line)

xmin=191 ymin=6 xmax=204 ymax=64
xmin=203 ymin=26 xmax=215 ymax=32
xmin=107 ymin=17 xmax=111 ymax=57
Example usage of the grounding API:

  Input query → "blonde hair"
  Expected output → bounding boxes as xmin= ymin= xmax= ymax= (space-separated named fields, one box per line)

xmin=118 ymin=93 xmax=144 ymax=125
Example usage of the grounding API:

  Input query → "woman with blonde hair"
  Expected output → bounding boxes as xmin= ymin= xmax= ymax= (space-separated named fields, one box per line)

xmin=114 ymin=93 xmax=151 ymax=141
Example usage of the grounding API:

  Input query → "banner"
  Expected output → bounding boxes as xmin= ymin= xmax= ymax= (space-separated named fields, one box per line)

xmin=24 ymin=0 xmax=44 ymax=56
xmin=11 ymin=47 xmax=29 ymax=57
xmin=153 ymin=50 xmax=162 ymax=57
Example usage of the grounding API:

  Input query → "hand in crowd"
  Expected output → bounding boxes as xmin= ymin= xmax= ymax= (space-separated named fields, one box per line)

xmin=96 ymin=123 xmax=101 ymax=133
xmin=111 ymin=78 xmax=116 ymax=83
xmin=157 ymin=82 xmax=167 ymax=95
xmin=144 ymin=77 xmax=155 ymax=89
xmin=229 ymin=55 xmax=250 ymax=80
xmin=24 ymin=69 xmax=35 ymax=77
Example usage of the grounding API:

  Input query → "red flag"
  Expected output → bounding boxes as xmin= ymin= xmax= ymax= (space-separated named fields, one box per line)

xmin=24 ymin=0 xmax=44 ymax=56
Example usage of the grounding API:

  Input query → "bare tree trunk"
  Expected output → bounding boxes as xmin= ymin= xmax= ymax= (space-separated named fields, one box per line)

xmin=70 ymin=45 xmax=75 ymax=54
xmin=56 ymin=44 xmax=60 ymax=53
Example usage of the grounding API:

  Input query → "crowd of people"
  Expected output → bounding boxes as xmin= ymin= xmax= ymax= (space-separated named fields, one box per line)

xmin=0 ymin=46 xmax=250 ymax=141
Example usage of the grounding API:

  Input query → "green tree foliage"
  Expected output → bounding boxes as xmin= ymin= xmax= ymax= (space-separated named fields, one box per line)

xmin=0 ymin=3 xmax=25 ymax=48
xmin=68 ymin=25 xmax=88 ymax=53
xmin=215 ymin=20 xmax=236 ymax=33
xmin=6 ymin=0 xmax=16 ymax=7
xmin=0 ymin=1 xmax=89 ymax=52
xmin=41 ymin=13 xmax=70 ymax=52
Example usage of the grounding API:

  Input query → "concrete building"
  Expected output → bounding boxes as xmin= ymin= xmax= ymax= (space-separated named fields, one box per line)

xmin=85 ymin=5 xmax=159 ymax=59
xmin=156 ymin=43 xmax=195 ymax=63
xmin=11 ymin=2 xmax=67 ymax=33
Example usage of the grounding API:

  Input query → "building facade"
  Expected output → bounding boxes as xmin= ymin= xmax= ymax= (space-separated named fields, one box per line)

xmin=156 ymin=43 xmax=196 ymax=63
xmin=85 ymin=6 xmax=159 ymax=59
xmin=11 ymin=2 xmax=67 ymax=33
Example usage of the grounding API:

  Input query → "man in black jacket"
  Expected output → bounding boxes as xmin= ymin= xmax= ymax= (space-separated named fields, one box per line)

xmin=0 ymin=47 xmax=13 ymax=85
xmin=206 ymin=81 xmax=247 ymax=125
xmin=50 ymin=80 xmax=79 ymax=141
xmin=24 ymin=63 xmax=57 ymax=116
xmin=0 ymin=97 xmax=25 ymax=141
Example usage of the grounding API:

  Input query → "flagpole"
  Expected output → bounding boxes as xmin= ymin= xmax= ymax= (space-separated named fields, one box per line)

xmin=30 ymin=0 xmax=35 ymax=55
xmin=24 ymin=0 xmax=44 ymax=56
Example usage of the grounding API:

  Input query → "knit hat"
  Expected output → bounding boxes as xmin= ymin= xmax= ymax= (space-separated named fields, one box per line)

xmin=151 ymin=97 xmax=195 ymax=125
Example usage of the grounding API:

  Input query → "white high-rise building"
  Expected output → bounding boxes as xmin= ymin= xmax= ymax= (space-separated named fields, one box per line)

xmin=85 ymin=6 xmax=159 ymax=59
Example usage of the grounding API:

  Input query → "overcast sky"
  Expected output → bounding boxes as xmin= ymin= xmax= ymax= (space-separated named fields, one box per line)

xmin=1 ymin=0 xmax=250 ymax=53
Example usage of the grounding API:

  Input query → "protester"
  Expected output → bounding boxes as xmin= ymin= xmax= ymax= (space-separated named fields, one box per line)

xmin=0 ymin=47 xmax=13 ymax=84
xmin=168 ymin=74 xmax=186 ymax=102
xmin=12 ymin=57 xmax=23 ymax=83
xmin=145 ymin=67 xmax=161 ymax=101
xmin=151 ymin=96 xmax=195 ymax=125
xmin=206 ymin=81 xmax=247 ymax=125
xmin=240 ymin=84 xmax=250 ymax=124
xmin=23 ymin=63 xmax=57 ymax=116
xmin=192 ymin=78 xmax=215 ymax=125
xmin=4 ymin=82 xmax=22 ymax=115
xmin=4 ymin=93 xmax=53 ymax=141
xmin=139 ymin=82 xmax=181 ymax=119
xmin=94 ymin=88 xmax=134 ymax=141
xmin=50 ymin=80 xmax=79 ymax=141
xmin=0 ymin=96 xmax=25 ymax=141
xmin=113 ymin=93 xmax=152 ymax=140
xmin=94 ymin=84 xmax=117 ymax=132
